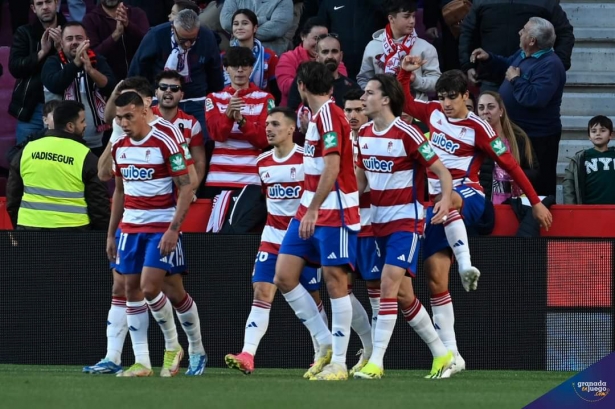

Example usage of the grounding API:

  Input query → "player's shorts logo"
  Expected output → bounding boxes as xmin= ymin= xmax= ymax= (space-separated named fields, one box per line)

xmin=268 ymin=184 xmax=301 ymax=199
xmin=121 ymin=165 xmax=155 ymax=180
xmin=363 ymin=156 xmax=394 ymax=173
xmin=572 ymin=380 xmax=610 ymax=402
xmin=432 ymin=132 xmax=460 ymax=154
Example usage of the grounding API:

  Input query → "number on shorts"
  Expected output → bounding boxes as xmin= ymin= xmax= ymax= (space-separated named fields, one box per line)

xmin=255 ymin=251 xmax=269 ymax=263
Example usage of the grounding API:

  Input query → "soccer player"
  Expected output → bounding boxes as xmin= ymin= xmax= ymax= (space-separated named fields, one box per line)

xmin=399 ymin=56 xmax=552 ymax=376
xmin=153 ymin=70 xmax=207 ymax=190
xmin=224 ymin=107 xmax=328 ymax=375
xmin=273 ymin=61 xmax=360 ymax=381
xmin=343 ymin=89 xmax=377 ymax=375
xmin=353 ymin=74 xmax=454 ymax=380
xmin=107 ymin=92 xmax=193 ymax=377
xmin=86 ymin=78 xmax=206 ymax=376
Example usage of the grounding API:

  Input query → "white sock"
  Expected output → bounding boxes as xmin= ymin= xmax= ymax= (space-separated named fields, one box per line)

xmin=104 ymin=297 xmax=128 ymax=365
xmin=444 ymin=210 xmax=472 ymax=271
xmin=147 ymin=292 xmax=180 ymax=351
xmin=349 ymin=292 xmax=372 ymax=357
xmin=310 ymin=302 xmax=328 ymax=358
xmin=126 ymin=300 xmax=151 ymax=368
xmin=369 ymin=298 xmax=397 ymax=368
xmin=242 ymin=300 xmax=271 ymax=356
xmin=367 ymin=288 xmax=380 ymax=345
xmin=173 ymin=293 xmax=205 ymax=356
xmin=283 ymin=284 xmax=332 ymax=349
xmin=431 ymin=291 xmax=458 ymax=352
xmin=403 ymin=298 xmax=448 ymax=357
xmin=330 ymin=295 xmax=352 ymax=365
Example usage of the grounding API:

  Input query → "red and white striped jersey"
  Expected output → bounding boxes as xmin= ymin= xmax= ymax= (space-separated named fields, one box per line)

xmin=398 ymin=70 xmax=540 ymax=205
xmin=112 ymin=127 xmax=189 ymax=233
xmin=353 ymin=135 xmax=373 ymax=237
xmin=256 ymin=144 xmax=304 ymax=254
xmin=357 ymin=118 xmax=437 ymax=237
xmin=151 ymin=106 xmax=204 ymax=149
xmin=205 ymin=84 xmax=274 ymax=189
xmin=297 ymin=100 xmax=360 ymax=231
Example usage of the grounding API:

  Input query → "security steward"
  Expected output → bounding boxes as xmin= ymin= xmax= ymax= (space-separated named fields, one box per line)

xmin=6 ymin=101 xmax=110 ymax=230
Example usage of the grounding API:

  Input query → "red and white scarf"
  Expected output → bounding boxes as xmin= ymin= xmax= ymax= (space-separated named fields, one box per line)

xmin=378 ymin=24 xmax=417 ymax=75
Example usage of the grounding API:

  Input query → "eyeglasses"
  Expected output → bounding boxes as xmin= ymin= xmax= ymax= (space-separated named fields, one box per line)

xmin=173 ymin=28 xmax=198 ymax=46
xmin=158 ymin=84 xmax=182 ymax=92
xmin=317 ymin=33 xmax=339 ymax=41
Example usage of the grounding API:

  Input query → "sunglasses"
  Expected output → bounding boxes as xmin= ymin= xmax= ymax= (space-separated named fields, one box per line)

xmin=158 ymin=84 xmax=182 ymax=92
xmin=317 ymin=33 xmax=339 ymax=40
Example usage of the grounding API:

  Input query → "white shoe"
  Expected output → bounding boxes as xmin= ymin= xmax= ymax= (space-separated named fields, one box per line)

xmin=459 ymin=266 xmax=480 ymax=291
xmin=441 ymin=352 xmax=466 ymax=378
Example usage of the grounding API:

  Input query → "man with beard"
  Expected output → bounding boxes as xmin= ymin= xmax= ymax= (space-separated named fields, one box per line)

xmin=6 ymin=100 xmax=110 ymax=231
xmin=287 ymin=34 xmax=360 ymax=111
xmin=9 ymin=0 xmax=66 ymax=144
xmin=41 ymin=22 xmax=116 ymax=156
xmin=82 ymin=0 xmax=149 ymax=81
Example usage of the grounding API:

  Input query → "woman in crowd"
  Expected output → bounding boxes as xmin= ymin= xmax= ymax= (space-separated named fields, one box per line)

xmin=477 ymin=91 xmax=539 ymax=204
xmin=275 ymin=17 xmax=347 ymax=106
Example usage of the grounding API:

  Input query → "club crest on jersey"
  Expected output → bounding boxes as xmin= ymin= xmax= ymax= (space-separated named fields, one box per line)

xmin=459 ymin=127 xmax=467 ymax=139
xmin=268 ymin=184 xmax=301 ymax=199
xmin=145 ymin=149 xmax=151 ymax=163
xmin=363 ymin=156 xmax=394 ymax=173
xmin=304 ymin=141 xmax=316 ymax=157
xmin=121 ymin=165 xmax=154 ymax=180
xmin=290 ymin=167 xmax=296 ymax=180
xmin=490 ymin=137 xmax=507 ymax=156
xmin=431 ymin=132 xmax=460 ymax=154
xmin=387 ymin=141 xmax=393 ymax=153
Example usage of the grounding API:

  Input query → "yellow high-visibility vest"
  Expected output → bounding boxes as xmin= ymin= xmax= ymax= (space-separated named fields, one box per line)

xmin=18 ymin=136 xmax=90 ymax=228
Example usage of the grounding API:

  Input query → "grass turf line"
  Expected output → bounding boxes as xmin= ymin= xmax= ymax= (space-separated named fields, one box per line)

xmin=0 ymin=365 xmax=575 ymax=409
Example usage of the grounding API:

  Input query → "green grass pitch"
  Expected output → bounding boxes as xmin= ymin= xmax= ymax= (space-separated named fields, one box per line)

xmin=0 ymin=365 xmax=575 ymax=409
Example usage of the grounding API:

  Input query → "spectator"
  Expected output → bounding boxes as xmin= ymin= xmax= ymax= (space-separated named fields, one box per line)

xmin=1 ymin=0 xmax=31 ymax=34
xmin=128 ymin=9 xmax=224 ymax=138
xmin=288 ymin=34 xmax=360 ymax=111
xmin=459 ymin=0 xmax=574 ymax=91
xmin=61 ymin=0 xmax=87 ymax=22
xmin=423 ymin=0 xmax=461 ymax=72
xmin=82 ymin=0 xmax=149 ymax=81
xmin=477 ymin=91 xmax=538 ymax=204
xmin=302 ymin=0 xmax=387 ymax=80
xmin=123 ymin=0 xmax=174 ymax=27
xmin=220 ymin=0 xmax=294 ymax=56
xmin=9 ymin=0 xmax=66 ymax=145
xmin=198 ymin=0 xmax=230 ymax=52
xmin=169 ymin=0 xmax=200 ymax=21
xmin=471 ymin=17 xmax=565 ymax=196
xmin=357 ymin=0 xmax=440 ymax=102
xmin=204 ymin=46 xmax=273 ymax=194
xmin=223 ymin=9 xmax=280 ymax=101
xmin=41 ymin=22 xmax=117 ymax=156
xmin=6 ymin=100 xmax=110 ymax=231
xmin=276 ymin=17 xmax=347 ymax=107
xmin=564 ymin=116 xmax=615 ymax=205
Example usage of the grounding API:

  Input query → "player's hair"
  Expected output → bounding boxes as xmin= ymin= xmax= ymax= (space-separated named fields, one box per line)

xmin=118 ymin=77 xmax=154 ymax=98
xmin=232 ymin=8 xmax=258 ymax=27
xmin=173 ymin=9 xmax=200 ymax=32
xmin=383 ymin=0 xmax=417 ymax=16
xmin=369 ymin=74 xmax=405 ymax=117
xmin=115 ymin=91 xmax=144 ymax=108
xmin=588 ymin=115 xmax=613 ymax=135
xmin=435 ymin=69 xmax=468 ymax=96
xmin=479 ymin=91 xmax=534 ymax=167
xmin=296 ymin=61 xmax=333 ymax=96
xmin=300 ymin=17 xmax=327 ymax=39
xmin=61 ymin=21 xmax=87 ymax=35
xmin=155 ymin=70 xmax=185 ymax=87
xmin=268 ymin=106 xmax=297 ymax=125
xmin=53 ymin=101 xmax=85 ymax=131
xmin=43 ymin=99 xmax=62 ymax=117
xmin=343 ymin=88 xmax=364 ymax=105
xmin=223 ymin=46 xmax=256 ymax=68
xmin=174 ymin=0 xmax=200 ymax=16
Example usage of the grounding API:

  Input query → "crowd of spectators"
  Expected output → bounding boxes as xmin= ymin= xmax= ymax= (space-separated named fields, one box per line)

xmin=1 ymin=0 xmax=614 ymax=232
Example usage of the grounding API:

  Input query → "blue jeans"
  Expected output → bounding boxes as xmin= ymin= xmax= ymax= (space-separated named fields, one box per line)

xmin=16 ymin=103 xmax=44 ymax=145
xmin=179 ymin=100 xmax=208 ymax=141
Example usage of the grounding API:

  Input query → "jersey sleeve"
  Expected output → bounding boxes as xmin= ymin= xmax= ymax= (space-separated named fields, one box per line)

xmin=403 ymin=123 xmax=439 ymax=168
xmin=398 ymin=70 xmax=440 ymax=124
xmin=320 ymin=107 xmax=346 ymax=157
xmin=111 ymin=141 xmax=120 ymax=177
xmin=474 ymin=122 xmax=541 ymax=205
xmin=162 ymin=138 xmax=189 ymax=177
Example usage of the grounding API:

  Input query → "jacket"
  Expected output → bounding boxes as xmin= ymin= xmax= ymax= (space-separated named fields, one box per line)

xmin=459 ymin=0 xmax=575 ymax=72
xmin=128 ymin=22 xmax=225 ymax=100
xmin=82 ymin=4 xmax=149 ymax=80
xmin=6 ymin=129 xmax=110 ymax=230
xmin=220 ymin=0 xmax=294 ymax=56
xmin=561 ymin=148 xmax=615 ymax=204
xmin=275 ymin=45 xmax=348 ymax=106
xmin=357 ymin=29 xmax=441 ymax=101
xmin=8 ymin=12 xmax=67 ymax=121
xmin=486 ymin=49 xmax=565 ymax=138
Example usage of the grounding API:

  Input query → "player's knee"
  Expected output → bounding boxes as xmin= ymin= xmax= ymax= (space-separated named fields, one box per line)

xmin=111 ymin=273 xmax=125 ymax=297
xmin=142 ymin=285 xmax=162 ymax=302
xmin=273 ymin=274 xmax=291 ymax=293
xmin=253 ymin=283 xmax=276 ymax=302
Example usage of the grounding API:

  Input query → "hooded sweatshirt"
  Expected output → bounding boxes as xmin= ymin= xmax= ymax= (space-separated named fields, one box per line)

xmin=357 ymin=28 xmax=441 ymax=102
